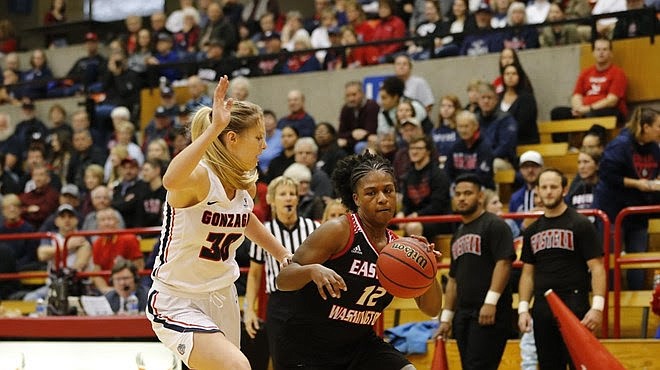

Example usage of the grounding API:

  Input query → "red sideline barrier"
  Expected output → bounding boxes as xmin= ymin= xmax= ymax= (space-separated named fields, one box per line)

xmin=0 ymin=316 xmax=155 ymax=339
xmin=545 ymin=289 xmax=625 ymax=369
xmin=389 ymin=209 xmax=611 ymax=338
xmin=612 ymin=205 xmax=660 ymax=338
xmin=430 ymin=338 xmax=449 ymax=370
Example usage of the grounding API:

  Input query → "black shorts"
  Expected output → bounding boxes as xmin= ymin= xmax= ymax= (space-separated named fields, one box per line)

xmin=274 ymin=329 xmax=411 ymax=370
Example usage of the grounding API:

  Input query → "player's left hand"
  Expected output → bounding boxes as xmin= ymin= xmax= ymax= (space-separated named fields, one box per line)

xmin=211 ymin=76 xmax=233 ymax=132
xmin=409 ymin=235 xmax=441 ymax=265
xmin=479 ymin=304 xmax=496 ymax=326
xmin=581 ymin=309 xmax=602 ymax=334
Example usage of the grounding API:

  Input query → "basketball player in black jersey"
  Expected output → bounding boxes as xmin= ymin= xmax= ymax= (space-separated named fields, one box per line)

xmin=437 ymin=173 xmax=515 ymax=370
xmin=275 ymin=152 xmax=443 ymax=370
xmin=518 ymin=169 xmax=606 ymax=370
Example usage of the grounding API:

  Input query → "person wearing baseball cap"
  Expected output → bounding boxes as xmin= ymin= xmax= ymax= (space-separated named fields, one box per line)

xmin=509 ymin=150 xmax=544 ymax=222
xmin=37 ymin=183 xmax=83 ymax=233
xmin=48 ymin=31 xmax=107 ymax=98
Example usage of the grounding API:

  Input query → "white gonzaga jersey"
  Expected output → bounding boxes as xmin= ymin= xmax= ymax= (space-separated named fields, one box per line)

xmin=151 ymin=161 xmax=254 ymax=293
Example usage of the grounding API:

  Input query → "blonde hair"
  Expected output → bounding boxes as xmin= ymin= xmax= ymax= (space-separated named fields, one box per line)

xmin=189 ymin=101 xmax=262 ymax=190
xmin=266 ymin=176 xmax=299 ymax=205
xmin=2 ymin=193 xmax=21 ymax=208
xmin=482 ymin=188 xmax=498 ymax=209
xmin=322 ymin=199 xmax=348 ymax=223
xmin=85 ymin=164 xmax=105 ymax=185
xmin=266 ymin=176 xmax=299 ymax=218
xmin=147 ymin=138 xmax=172 ymax=162
xmin=108 ymin=145 xmax=129 ymax=184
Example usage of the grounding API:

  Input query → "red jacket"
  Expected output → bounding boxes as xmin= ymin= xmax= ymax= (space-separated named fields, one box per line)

xmin=372 ymin=15 xmax=407 ymax=58
xmin=19 ymin=185 xmax=60 ymax=228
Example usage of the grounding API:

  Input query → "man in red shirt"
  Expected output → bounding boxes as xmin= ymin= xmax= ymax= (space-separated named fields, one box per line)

xmin=551 ymin=37 xmax=628 ymax=124
xmin=91 ymin=208 xmax=144 ymax=294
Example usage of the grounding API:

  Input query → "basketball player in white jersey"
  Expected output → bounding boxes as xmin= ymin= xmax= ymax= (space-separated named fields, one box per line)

xmin=147 ymin=76 xmax=292 ymax=370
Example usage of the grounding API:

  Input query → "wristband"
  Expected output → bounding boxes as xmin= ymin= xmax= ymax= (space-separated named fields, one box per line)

xmin=440 ymin=309 xmax=455 ymax=323
xmin=591 ymin=295 xmax=605 ymax=311
xmin=484 ymin=290 xmax=501 ymax=305
xmin=518 ymin=300 xmax=530 ymax=314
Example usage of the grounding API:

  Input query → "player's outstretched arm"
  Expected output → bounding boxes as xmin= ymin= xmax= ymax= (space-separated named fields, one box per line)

xmin=245 ymin=213 xmax=291 ymax=264
xmin=276 ymin=217 xmax=348 ymax=298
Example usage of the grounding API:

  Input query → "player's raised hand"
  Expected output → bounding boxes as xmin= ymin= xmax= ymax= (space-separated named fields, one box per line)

xmin=211 ymin=76 xmax=233 ymax=133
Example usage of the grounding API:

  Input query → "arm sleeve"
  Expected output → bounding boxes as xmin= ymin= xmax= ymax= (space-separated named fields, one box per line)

xmin=488 ymin=217 xmax=515 ymax=261
xmin=520 ymin=227 xmax=535 ymax=264
xmin=598 ymin=142 xmax=628 ymax=189
xmin=607 ymin=67 xmax=627 ymax=99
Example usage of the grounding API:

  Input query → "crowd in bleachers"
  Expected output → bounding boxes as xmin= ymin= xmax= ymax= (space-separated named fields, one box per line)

xmin=0 ymin=0 xmax=658 ymax=304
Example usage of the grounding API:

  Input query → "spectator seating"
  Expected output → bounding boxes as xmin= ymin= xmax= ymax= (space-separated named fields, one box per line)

xmin=538 ymin=116 xmax=617 ymax=144
xmin=516 ymin=142 xmax=569 ymax=157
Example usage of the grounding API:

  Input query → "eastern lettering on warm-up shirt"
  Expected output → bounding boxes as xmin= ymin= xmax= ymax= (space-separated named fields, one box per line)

xmin=201 ymin=211 xmax=249 ymax=228
xmin=530 ymin=229 xmax=574 ymax=253
xmin=452 ymin=234 xmax=482 ymax=259
xmin=348 ymin=259 xmax=377 ymax=279
xmin=328 ymin=304 xmax=382 ymax=325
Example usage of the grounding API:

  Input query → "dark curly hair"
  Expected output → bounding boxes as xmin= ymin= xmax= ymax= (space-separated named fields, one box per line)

xmin=332 ymin=151 xmax=395 ymax=213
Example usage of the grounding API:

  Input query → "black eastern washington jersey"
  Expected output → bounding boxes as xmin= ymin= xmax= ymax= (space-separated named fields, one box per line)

xmin=449 ymin=212 xmax=515 ymax=310
xmin=521 ymin=207 xmax=602 ymax=295
xmin=291 ymin=213 xmax=397 ymax=344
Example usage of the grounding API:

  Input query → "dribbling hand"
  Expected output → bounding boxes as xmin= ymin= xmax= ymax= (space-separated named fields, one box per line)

xmin=310 ymin=265 xmax=347 ymax=300
xmin=408 ymin=235 xmax=442 ymax=265
xmin=211 ymin=76 xmax=233 ymax=133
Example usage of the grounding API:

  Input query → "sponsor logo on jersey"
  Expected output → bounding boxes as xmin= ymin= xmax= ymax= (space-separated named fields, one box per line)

xmin=530 ymin=229 xmax=574 ymax=253
xmin=351 ymin=245 xmax=362 ymax=255
xmin=452 ymin=234 xmax=482 ymax=259
xmin=201 ymin=211 xmax=249 ymax=228
xmin=328 ymin=304 xmax=382 ymax=325
xmin=243 ymin=197 xmax=249 ymax=208
xmin=348 ymin=259 xmax=376 ymax=278
xmin=207 ymin=201 xmax=219 ymax=206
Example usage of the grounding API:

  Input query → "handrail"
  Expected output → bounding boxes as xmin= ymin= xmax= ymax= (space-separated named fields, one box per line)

xmin=612 ymin=205 xmax=660 ymax=338
xmin=2 ymin=8 xmax=655 ymax=92
xmin=388 ymin=209 xmax=611 ymax=338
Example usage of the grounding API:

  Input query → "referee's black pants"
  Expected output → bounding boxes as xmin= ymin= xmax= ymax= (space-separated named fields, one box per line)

xmin=453 ymin=307 xmax=510 ymax=370
xmin=532 ymin=290 xmax=590 ymax=370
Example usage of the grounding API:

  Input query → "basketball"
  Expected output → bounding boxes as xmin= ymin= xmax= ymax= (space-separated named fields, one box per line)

xmin=376 ymin=237 xmax=437 ymax=298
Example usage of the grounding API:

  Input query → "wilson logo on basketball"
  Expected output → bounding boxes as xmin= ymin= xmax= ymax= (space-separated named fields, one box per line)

xmin=390 ymin=243 xmax=428 ymax=269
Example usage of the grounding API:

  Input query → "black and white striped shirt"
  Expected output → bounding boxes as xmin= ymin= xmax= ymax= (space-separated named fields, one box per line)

xmin=249 ymin=217 xmax=319 ymax=293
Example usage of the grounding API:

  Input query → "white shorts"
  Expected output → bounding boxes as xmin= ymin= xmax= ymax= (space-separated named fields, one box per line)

xmin=146 ymin=283 xmax=240 ymax=366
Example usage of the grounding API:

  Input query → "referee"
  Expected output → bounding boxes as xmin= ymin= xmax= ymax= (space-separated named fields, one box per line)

xmin=245 ymin=176 xmax=319 ymax=370
xmin=518 ymin=168 xmax=606 ymax=369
